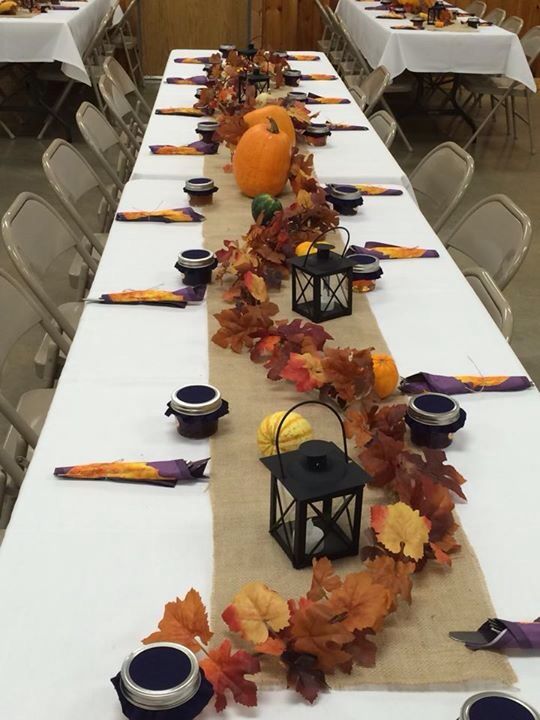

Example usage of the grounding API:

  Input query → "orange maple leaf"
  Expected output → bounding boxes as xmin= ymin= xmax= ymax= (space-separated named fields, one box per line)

xmin=280 ymin=352 xmax=326 ymax=392
xmin=221 ymin=581 xmax=290 ymax=644
xmin=328 ymin=572 xmax=391 ymax=633
xmin=254 ymin=636 xmax=286 ymax=656
xmin=307 ymin=557 xmax=342 ymax=601
xmin=142 ymin=588 xmax=212 ymax=651
xmin=290 ymin=601 xmax=354 ymax=673
xmin=244 ymin=271 xmax=269 ymax=303
xmin=371 ymin=502 xmax=431 ymax=562
xmin=344 ymin=408 xmax=372 ymax=449
xmin=364 ymin=555 xmax=415 ymax=605
xmin=200 ymin=639 xmax=260 ymax=712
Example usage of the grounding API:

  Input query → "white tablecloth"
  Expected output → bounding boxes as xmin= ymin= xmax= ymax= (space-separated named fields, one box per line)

xmin=0 ymin=0 xmax=116 ymax=84
xmin=0 ymin=51 xmax=539 ymax=720
xmin=336 ymin=0 xmax=536 ymax=91
xmin=132 ymin=50 xmax=412 ymax=190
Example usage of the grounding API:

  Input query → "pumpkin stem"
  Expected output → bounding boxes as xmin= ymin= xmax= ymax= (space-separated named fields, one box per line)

xmin=267 ymin=117 xmax=280 ymax=134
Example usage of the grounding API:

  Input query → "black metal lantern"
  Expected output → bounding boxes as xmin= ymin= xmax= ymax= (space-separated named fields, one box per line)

xmin=238 ymin=67 xmax=270 ymax=102
xmin=239 ymin=42 xmax=257 ymax=60
xmin=289 ymin=227 xmax=355 ymax=323
xmin=260 ymin=401 xmax=369 ymax=569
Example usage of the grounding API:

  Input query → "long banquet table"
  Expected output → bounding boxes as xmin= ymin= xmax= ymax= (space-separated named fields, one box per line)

xmin=336 ymin=0 xmax=536 ymax=91
xmin=0 ymin=0 xmax=118 ymax=83
xmin=0 ymin=50 xmax=539 ymax=720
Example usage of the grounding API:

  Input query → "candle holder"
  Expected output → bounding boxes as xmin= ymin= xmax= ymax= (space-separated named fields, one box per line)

xmin=304 ymin=123 xmax=332 ymax=147
xmin=175 ymin=248 xmax=218 ymax=285
xmin=405 ymin=393 xmax=466 ymax=449
xmin=196 ymin=120 xmax=219 ymax=143
xmin=283 ymin=69 xmax=302 ymax=87
xmin=349 ymin=252 xmax=383 ymax=293
xmin=166 ymin=385 xmax=229 ymax=439
xmin=326 ymin=184 xmax=364 ymax=215
xmin=219 ymin=44 xmax=236 ymax=59
xmin=183 ymin=178 xmax=219 ymax=207
xmin=261 ymin=400 xmax=369 ymax=569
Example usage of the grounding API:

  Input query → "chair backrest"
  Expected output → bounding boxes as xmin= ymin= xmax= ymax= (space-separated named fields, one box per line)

xmin=410 ymin=141 xmax=474 ymax=233
xmin=463 ymin=266 xmax=513 ymax=341
xmin=0 ymin=269 xmax=69 ymax=381
xmin=334 ymin=14 xmax=371 ymax=76
xmin=484 ymin=7 xmax=505 ymax=25
xmin=83 ymin=0 xmax=122 ymax=62
xmin=42 ymin=139 xmax=116 ymax=254
xmin=2 ymin=192 xmax=98 ymax=338
xmin=103 ymin=56 xmax=151 ymax=118
xmin=98 ymin=74 xmax=142 ymax=150
xmin=350 ymin=86 xmax=367 ymax=111
xmin=465 ymin=0 xmax=486 ymax=17
xmin=76 ymin=101 xmax=135 ymax=191
xmin=0 ymin=445 xmax=25 ymax=496
xmin=358 ymin=66 xmax=390 ymax=116
xmin=446 ymin=194 xmax=531 ymax=289
xmin=501 ymin=15 xmax=524 ymax=34
xmin=369 ymin=109 xmax=397 ymax=148
xmin=521 ymin=26 xmax=540 ymax=65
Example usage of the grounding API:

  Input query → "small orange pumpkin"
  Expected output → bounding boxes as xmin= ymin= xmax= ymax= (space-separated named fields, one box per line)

xmin=372 ymin=353 xmax=399 ymax=399
xmin=233 ymin=118 xmax=291 ymax=198
xmin=244 ymin=105 xmax=296 ymax=147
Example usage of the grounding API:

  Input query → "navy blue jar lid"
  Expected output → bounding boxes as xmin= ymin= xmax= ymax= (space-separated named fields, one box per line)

xmin=170 ymin=384 xmax=222 ymax=416
xmin=349 ymin=253 xmax=383 ymax=280
xmin=120 ymin=643 xmax=201 ymax=710
xmin=196 ymin=120 xmax=219 ymax=133
xmin=407 ymin=392 xmax=461 ymax=427
xmin=305 ymin=123 xmax=331 ymax=137
xmin=327 ymin=184 xmax=363 ymax=202
xmin=283 ymin=68 xmax=301 ymax=77
xmin=288 ymin=91 xmax=308 ymax=102
xmin=183 ymin=178 xmax=218 ymax=195
xmin=460 ymin=692 xmax=539 ymax=720
xmin=176 ymin=248 xmax=216 ymax=269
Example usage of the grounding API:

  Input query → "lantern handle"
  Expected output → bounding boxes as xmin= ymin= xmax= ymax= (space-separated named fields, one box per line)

xmin=301 ymin=226 xmax=351 ymax=267
xmin=274 ymin=400 xmax=349 ymax=477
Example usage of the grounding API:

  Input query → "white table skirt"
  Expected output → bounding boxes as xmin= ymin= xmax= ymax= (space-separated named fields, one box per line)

xmin=0 ymin=52 xmax=539 ymax=720
xmin=0 ymin=0 xmax=116 ymax=84
xmin=336 ymin=0 xmax=536 ymax=91
xmin=132 ymin=50 xmax=412 ymax=190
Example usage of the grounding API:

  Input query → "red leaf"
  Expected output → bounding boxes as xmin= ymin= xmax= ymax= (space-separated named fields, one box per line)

xmin=321 ymin=347 xmax=374 ymax=405
xmin=280 ymin=352 xmax=326 ymax=392
xmin=199 ymin=639 xmax=260 ymax=712
xmin=360 ymin=431 xmax=405 ymax=487
xmin=282 ymin=650 xmax=329 ymax=703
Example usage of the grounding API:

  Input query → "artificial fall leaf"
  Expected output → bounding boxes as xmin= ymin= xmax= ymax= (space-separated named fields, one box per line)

xmin=367 ymin=404 xmax=407 ymax=441
xmin=422 ymin=448 xmax=467 ymax=500
xmin=344 ymin=408 xmax=372 ymax=449
xmin=364 ymin=556 xmax=415 ymax=606
xmin=328 ymin=571 xmax=391 ymax=633
xmin=243 ymin=271 xmax=269 ymax=303
xmin=223 ymin=162 xmax=233 ymax=173
xmin=289 ymin=149 xmax=316 ymax=194
xmin=360 ymin=430 xmax=404 ymax=487
xmin=212 ymin=302 xmax=278 ymax=353
xmin=199 ymin=639 xmax=260 ymax=712
xmin=142 ymin=588 xmax=212 ymax=651
xmin=407 ymin=477 xmax=460 ymax=566
xmin=321 ymin=347 xmax=374 ymax=404
xmin=254 ymin=636 xmax=286 ymax=656
xmin=340 ymin=630 xmax=378 ymax=672
xmin=280 ymin=352 xmax=326 ymax=392
xmin=290 ymin=601 xmax=354 ymax=673
xmin=221 ymin=581 xmax=290 ymax=644
xmin=282 ymin=650 xmax=329 ymax=704
xmin=286 ymin=100 xmax=313 ymax=128
xmin=371 ymin=502 xmax=431 ymax=562
xmin=307 ymin=557 xmax=342 ymax=601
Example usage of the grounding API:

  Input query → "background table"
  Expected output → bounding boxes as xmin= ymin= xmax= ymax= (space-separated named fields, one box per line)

xmin=0 ymin=0 xmax=118 ymax=84
xmin=336 ymin=0 xmax=536 ymax=91
xmin=0 ymin=51 xmax=539 ymax=720
xmin=132 ymin=50 xmax=414 ymax=191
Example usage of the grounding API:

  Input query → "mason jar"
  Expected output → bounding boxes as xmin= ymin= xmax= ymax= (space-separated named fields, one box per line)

xmin=112 ymin=642 xmax=213 ymax=720
xmin=459 ymin=692 xmax=539 ymax=720
xmin=326 ymin=184 xmax=364 ymax=215
xmin=283 ymin=69 xmax=302 ymax=87
xmin=304 ymin=123 xmax=332 ymax=147
xmin=166 ymin=384 xmax=229 ymax=439
xmin=175 ymin=249 xmax=217 ymax=285
xmin=196 ymin=120 xmax=219 ymax=143
xmin=349 ymin=253 xmax=383 ymax=292
xmin=405 ymin=392 xmax=466 ymax=449
xmin=183 ymin=177 xmax=218 ymax=207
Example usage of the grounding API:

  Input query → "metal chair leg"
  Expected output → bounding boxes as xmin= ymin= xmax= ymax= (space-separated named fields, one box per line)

xmin=381 ymin=97 xmax=413 ymax=151
xmin=462 ymin=86 xmax=513 ymax=150
xmin=510 ymin=94 xmax=517 ymax=140
xmin=525 ymin=91 xmax=535 ymax=155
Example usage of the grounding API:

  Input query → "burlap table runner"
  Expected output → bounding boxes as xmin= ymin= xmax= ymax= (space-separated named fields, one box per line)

xmin=201 ymin=151 xmax=515 ymax=687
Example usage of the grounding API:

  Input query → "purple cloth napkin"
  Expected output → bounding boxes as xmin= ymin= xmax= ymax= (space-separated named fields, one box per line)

xmin=98 ymin=286 xmax=207 ymax=307
xmin=149 ymin=140 xmax=219 ymax=155
xmin=350 ymin=242 xmax=439 ymax=259
xmin=165 ymin=76 xmax=208 ymax=86
xmin=400 ymin=372 xmax=533 ymax=394
xmin=306 ymin=92 xmax=351 ymax=104
xmin=450 ymin=619 xmax=540 ymax=651
xmin=54 ymin=458 xmax=209 ymax=487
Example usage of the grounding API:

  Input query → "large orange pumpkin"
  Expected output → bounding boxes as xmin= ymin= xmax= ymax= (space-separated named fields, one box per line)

xmin=233 ymin=118 xmax=291 ymax=198
xmin=243 ymin=105 xmax=296 ymax=147
xmin=372 ymin=353 xmax=399 ymax=399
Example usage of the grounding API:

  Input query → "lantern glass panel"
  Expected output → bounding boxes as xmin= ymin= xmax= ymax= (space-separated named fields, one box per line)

xmin=321 ymin=272 xmax=349 ymax=313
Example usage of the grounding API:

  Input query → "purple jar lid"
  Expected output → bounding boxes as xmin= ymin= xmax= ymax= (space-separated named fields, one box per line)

xmin=327 ymin=184 xmax=363 ymax=202
xmin=407 ymin=393 xmax=460 ymax=427
xmin=184 ymin=177 xmax=218 ymax=194
xmin=170 ymin=384 xmax=222 ymax=416
xmin=460 ymin=692 xmax=539 ymax=720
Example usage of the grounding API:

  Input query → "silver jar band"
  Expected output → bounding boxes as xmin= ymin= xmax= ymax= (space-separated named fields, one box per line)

xmin=407 ymin=393 xmax=461 ymax=427
xmin=170 ymin=385 xmax=222 ymax=415
xmin=177 ymin=249 xmax=216 ymax=268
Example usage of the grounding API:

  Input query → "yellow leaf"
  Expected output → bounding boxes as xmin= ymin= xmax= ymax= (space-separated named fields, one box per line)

xmin=371 ymin=502 xmax=431 ymax=561
xmin=221 ymin=581 xmax=290 ymax=644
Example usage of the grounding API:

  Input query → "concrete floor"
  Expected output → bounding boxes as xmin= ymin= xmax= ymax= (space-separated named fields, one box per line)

xmin=0 ymin=82 xmax=539 ymax=445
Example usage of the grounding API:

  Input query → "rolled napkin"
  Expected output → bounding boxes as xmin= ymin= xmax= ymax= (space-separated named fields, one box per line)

xmin=301 ymin=74 xmax=338 ymax=81
xmin=376 ymin=13 xmax=407 ymax=18
xmin=363 ymin=4 xmax=391 ymax=9
xmin=354 ymin=184 xmax=403 ymax=196
xmin=450 ymin=618 xmax=540 ymax=651
xmin=351 ymin=242 xmax=439 ymax=259
xmin=306 ymin=93 xmax=351 ymax=104
xmin=149 ymin=140 xmax=219 ymax=155
xmin=391 ymin=25 xmax=422 ymax=29
xmin=54 ymin=458 xmax=209 ymax=487
xmin=400 ymin=372 xmax=533 ymax=394
xmin=96 ymin=286 xmax=206 ymax=307
xmin=286 ymin=53 xmax=320 ymax=61
xmin=155 ymin=107 xmax=204 ymax=116
xmin=115 ymin=208 xmax=204 ymax=223
xmin=48 ymin=5 xmax=79 ymax=8
xmin=327 ymin=122 xmax=369 ymax=131
xmin=174 ymin=56 xmax=214 ymax=64
xmin=165 ymin=76 xmax=208 ymax=85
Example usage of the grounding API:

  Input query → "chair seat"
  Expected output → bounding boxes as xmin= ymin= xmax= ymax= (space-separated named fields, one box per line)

xmin=94 ymin=232 xmax=108 ymax=253
xmin=3 ymin=388 xmax=55 ymax=460
xmin=59 ymin=301 xmax=84 ymax=329
xmin=387 ymin=72 xmax=416 ymax=94
xmin=461 ymin=74 xmax=526 ymax=96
